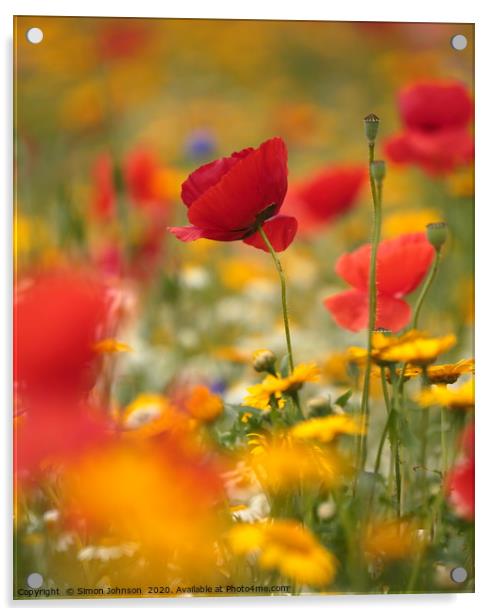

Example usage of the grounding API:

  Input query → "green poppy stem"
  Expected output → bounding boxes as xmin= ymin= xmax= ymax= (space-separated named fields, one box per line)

xmin=358 ymin=143 xmax=383 ymax=470
xmin=257 ymin=224 xmax=295 ymax=373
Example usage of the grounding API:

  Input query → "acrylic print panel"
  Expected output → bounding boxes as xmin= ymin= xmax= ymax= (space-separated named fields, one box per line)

xmin=13 ymin=16 xmax=474 ymax=600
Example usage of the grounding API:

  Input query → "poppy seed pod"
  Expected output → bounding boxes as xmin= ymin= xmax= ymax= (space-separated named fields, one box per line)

xmin=364 ymin=113 xmax=380 ymax=144
xmin=426 ymin=222 xmax=448 ymax=251
xmin=370 ymin=160 xmax=386 ymax=183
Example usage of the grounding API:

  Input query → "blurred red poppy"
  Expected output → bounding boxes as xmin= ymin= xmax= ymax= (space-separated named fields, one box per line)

xmin=169 ymin=137 xmax=297 ymax=252
xmin=384 ymin=80 xmax=473 ymax=175
xmin=283 ymin=165 xmax=366 ymax=234
xmin=15 ymin=401 xmax=112 ymax=479
xmin=14 ymin=270 xmax=110 ymax=399
xmin=324 ymin=233 xmax=434 ymax=332
xmin=446 ymin=423 xmax=474 ymax=521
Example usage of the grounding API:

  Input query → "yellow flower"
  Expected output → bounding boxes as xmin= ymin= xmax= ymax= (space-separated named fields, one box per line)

xmin=363 ymin=519 xmax=425 ymax=562
xmin=323 ymin=352 xmax=351 ymax=384
xmin=185 ymin=385 xmax=223 ymax=422
xmin=383 ymin=209 xmax=442 ymax=239
xmin=243 ymin=363 xmax=320 ymax=411
xmin=290 ymin=414 xmax=365 ymax=443
xmin=122 ymin=393 xmax=187 ymax=439
xmin=93 ymin=338 xmax=133 ymax=354
xmin=219 ymin=258 xmax=273 ymax=290
xmin=246 ymin=433 xmax=348 ymax=491
xmin=375 ymin=333 xmax=456 ymax=366
xmin=416 ymin=378 xmax=474 ymax=410
xmin=228 ymin=520 xmax=337 ymax=587
xmin=403 ymin=358 xmax=474 ymax=385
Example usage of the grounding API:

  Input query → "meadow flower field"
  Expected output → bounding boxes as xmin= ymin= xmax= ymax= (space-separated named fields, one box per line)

xmin=14 ymin=17 xmax=474 ymax=598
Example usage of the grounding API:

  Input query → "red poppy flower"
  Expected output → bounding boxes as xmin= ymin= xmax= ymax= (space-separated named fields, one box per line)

xmin=446 ymin=423 xmax=474 ymax=521
xmin=384 ymin=80 xmax=473 ymax=175
xmin=283 ymin=165 xmax=366 ymax=234
xmin=324 ymin=233 xmax=435 ymax=332
xmin=14 ymin=270 xmax=110 ymax=399
xmin=168 ymin=137 xmax=297 ymax=252
xmin=15 ymin=402 xmax=112 ymax=479
xmin=385 ymin=128 xmax=474 ymax=175
xmin=445 ymin=422 xmax=474 ymax=521
xmin=91 ymin=154 xmax=116 ymax=219
xmin=398 ymin=81 xmax=473 ymax=132
xmin=91 ymin=148 xmax=170 ymax=219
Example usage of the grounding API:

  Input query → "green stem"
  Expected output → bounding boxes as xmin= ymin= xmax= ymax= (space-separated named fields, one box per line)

xmin=412 ymin=249 xmax=442 ymax=330
xmin=397 ymin=249 xmax=442 ymax=395
xmin=368 ymin=366 xmax=393 ymax=511
xmin=257 ymin=224 xmax=294 ymax=372
xmin=440 ymin=407 xmax=447 ymax=478
xmin=389 ymin=367 xmax=402 ymax=517
xmin=419 ymin=367 xmax=431 ymax=502
xmin=358 ymin=143 xmax=383 ymax=470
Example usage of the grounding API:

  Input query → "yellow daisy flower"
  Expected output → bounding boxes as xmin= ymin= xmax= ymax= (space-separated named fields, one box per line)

xmin=415 ymin=378 xmax=474 ymax=410
xmin=403 ymin=358 xmax=474 ymax=385
xmin=121 ymin=393 xmax=187 ymax=439
xmin=375 ymin=333 xmax=456 ymax=366
xmin=228 ymin=520 xmax=337 ymax=588
xmin=290 ymin=414 xmax=365 ymax=443
xmin=363 ymin=519 xmax=425 ymax=562
xmin=243 ymin=363 xmax=320 ymax=411
xmin=383 ymin=208 xmax=442 ymax=239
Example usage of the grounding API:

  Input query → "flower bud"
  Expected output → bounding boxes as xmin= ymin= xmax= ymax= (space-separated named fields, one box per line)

xmin=426 ymin=222 xmax=448 ymax=251
xmin=307 ymin=395 xmax=332 ymax=417
xmin=364 ymin=113 xmax=380 ymax=144
xmin=370 ymin=160 xmax=386 ymax=183
xmin=252 ymin=349 xmax=276 ymax=373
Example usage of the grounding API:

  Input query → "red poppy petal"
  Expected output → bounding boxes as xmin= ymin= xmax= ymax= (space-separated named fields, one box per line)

xmin=243 ymin=215 xmax=298 ymax=253
xmin=335 ymin=245 xmax=371 ymax=291
xmin=375 ymin=294 xmax=412 ymax=331
xmin=384 ymin=133 xmax=416 ymax=164
xmin=335 ymin=233 xmax=434 ymax=297
xmin=324 ymin=289 xmax=411 ymax=332
xmin=188 ymin=137 xmax=288 ymax=232
xmin=376 ymin=233 xmax=434 ymax=296
xmin=181 ymin=148 xmax=253 ymax=207
xmin=324 ymin=289 xmax=369 ymax=332
xmin=168 ymin=225 xmax=245 ymax=242
xmin=446 ymin=456 xmax=474 ymax=521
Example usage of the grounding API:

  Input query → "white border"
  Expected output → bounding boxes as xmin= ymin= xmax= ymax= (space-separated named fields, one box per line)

xmin=2 ymin=1 xmax=494 ymax=614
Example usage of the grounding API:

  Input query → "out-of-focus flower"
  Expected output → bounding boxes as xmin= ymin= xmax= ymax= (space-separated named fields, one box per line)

xmin=402 ymin=358 xmax=474 ymax=384
xmin=62 ymin=440 xmax=227 ymax=570
xmin=14 ymin=270 xmax=111 ymax=399
xmin=184 ymin=385 xmax=224 ymax=422
xmin=78 ymin=541 xmax=139 ymax=562
xmin=93 ymin=338 xmax=132 ymax=354
xmin=363 ymin=519 xmax=425 ymax=562
xmin=243 ymin=363 xmax=320 ymax=411
xmin=15 ymin=401 xmax=111 ymax=477
xmin=97 ymin=20 xmax=148 ymax=62
xmin=446 ymin=423 xmax=474 ymax=520
xmin=121 ymin=393 xmax=190 ymax=438
xmin=324 ymin=233 xmax=434 ymax=332
xmin=246 ymin=433 xmax=349 ymax=491
xmin=168 ymin=137 xmax=298 ymax=252
xmin=416 ymin=379 xmax=474 ymax=410
xmin=447 ymin=166 xmax=474 ymax=198
xmin=383 ymin=209 xmax=442 ymax=239
xmin=218 ymin=258 xmax=273 ymax=291
xmin=385 ymin=81 xmax=473 ymax=175
xmin=252 ymin=349 xmax=277 ymax=373
xmin=283 ymin=165 xmax=365 ymax=234
xmin=290 ymin=414 xmax=364 ymax=443
xmin=229 ymin=520 xmax=337 ymax=587
xmin=184 ymin=128 xmax=217 ymax=160
xmin=230 ymin=493 xmax=270 ymax=523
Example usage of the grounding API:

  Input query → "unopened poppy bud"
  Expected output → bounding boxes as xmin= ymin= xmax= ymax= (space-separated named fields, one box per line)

xmin=252 ymin=349 xmax=276 ymax=373
xmin=426 ymin=222 xmax=448 ymax=251
xmin=307 ymin=395 xmax=332 ymax=417
xmin=371 ymin=160 xmax=386 ymax=183
xmin=364 ymin=113 xmax=380 ymax=144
